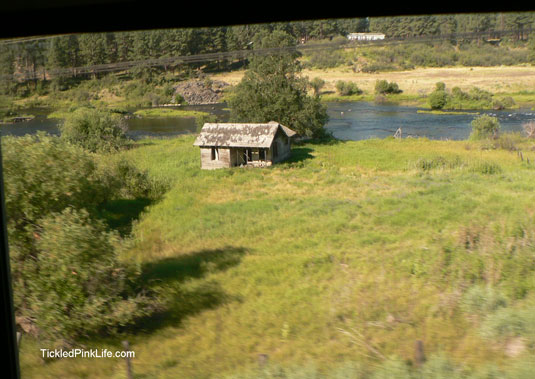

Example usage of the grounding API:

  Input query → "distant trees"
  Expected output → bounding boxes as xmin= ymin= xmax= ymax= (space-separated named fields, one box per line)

xmin=1 ymin=13 xmax=535 ymax=96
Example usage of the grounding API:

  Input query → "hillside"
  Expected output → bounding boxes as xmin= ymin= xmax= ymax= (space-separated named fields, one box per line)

xmin=19 ymin=135 xmax=535 ymax=378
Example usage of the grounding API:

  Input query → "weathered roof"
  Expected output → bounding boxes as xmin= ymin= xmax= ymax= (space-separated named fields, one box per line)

xmin=193 ymin=121 xmax=296 ymax=148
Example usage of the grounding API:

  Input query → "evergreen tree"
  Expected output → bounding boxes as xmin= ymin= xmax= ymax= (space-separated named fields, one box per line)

xmin=228 ymin=31 xmax=328 ymax=137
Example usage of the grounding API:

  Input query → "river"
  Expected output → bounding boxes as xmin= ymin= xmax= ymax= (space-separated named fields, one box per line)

xmin=1 ymin=102 xmax=534 ymax=141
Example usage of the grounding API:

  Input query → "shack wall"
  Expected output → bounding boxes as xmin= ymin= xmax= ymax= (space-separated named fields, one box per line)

xmin=200 ymin=147 xmax=232 ymax=169
xmin=271 ymin=129 xmax=291 ymax=163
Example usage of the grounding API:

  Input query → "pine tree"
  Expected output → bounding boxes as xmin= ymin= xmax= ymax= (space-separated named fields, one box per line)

xmin=228 ymin=31 xmax=328 ymax=137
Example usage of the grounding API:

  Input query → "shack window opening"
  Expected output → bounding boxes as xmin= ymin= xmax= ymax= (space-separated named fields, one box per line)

xmin=259 ymin=149 xmax=266 ymax=161
xmin=211 ymin=147 xmax=219 ymax=161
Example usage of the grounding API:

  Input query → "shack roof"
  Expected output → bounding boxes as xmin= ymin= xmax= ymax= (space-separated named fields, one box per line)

xmin=193 ymin=121 xmax=296 ymax=148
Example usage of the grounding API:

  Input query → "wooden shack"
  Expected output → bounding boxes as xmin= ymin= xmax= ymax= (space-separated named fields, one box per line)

xmin=193 ymin=121 xmax=297 ymax=169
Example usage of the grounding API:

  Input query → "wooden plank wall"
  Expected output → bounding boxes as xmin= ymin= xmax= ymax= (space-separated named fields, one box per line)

xmin=200 ymin=147 xmax=231 ymax=169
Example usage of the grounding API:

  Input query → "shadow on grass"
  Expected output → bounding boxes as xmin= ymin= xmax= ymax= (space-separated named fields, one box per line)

xmin=293 ymin=134 xmax=343 ymax=147
xmin=134 ymin=246 xmax=248 ymax=333
xmin=99 ymin=197 xmax=153 ymax=236
xmin=285 ymin=147 xmax=315 ymax=164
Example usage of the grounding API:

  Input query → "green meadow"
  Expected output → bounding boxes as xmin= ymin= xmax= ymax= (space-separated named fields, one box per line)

xmin=19 ymin=135 xmax=535 ymax=378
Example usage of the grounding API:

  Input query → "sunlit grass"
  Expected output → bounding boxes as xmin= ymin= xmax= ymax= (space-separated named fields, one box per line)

xmin=19 ymin=134 xmax=535 ymax=378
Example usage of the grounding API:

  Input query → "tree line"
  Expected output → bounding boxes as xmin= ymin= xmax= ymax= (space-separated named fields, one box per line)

xmin=1 ymin=14 xmax=533 ymax=85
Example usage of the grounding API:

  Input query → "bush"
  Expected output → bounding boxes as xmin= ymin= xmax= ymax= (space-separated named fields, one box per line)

xmin=429 ymin=90 xmax=448 ymax=110
xmin=480 ymin=307 xmax=535 ymax=342
xmin=470 ymin=161 xmax=502 ymax=175
xmin=413 ymin=156 xmax=464 ymax=171
xmin=309 ymin=77 xmax=325 ymax=96
xmin=375 ymin=79 xmax=402 ymax=95
xmin=306 ymin=50 xmax=345 ymax=69
xmin=2 ymin=133 xmax=108 ymax=231
xmin=470 ymin=114 xmax=500 ymax=140
xmin=335 ymin=80 xmax=362 ymax=96
xmin=60 ymin=107 xmax=128 ymax=153
xmin=2 ymin=133 xmax=158 ymax=341
xmin=95 ymin=156 xmax=164 ymax=200
xmin=461 ymin=285 xmax=508 ymax=317
xmin=26 ymin=208 xmax=152 ymax=340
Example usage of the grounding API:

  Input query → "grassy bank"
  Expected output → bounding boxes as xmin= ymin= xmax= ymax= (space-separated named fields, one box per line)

xmin=17 ymin=133 xmax=535 ymax=378
xmin=133 ymin=108 xmax=210 ymax=118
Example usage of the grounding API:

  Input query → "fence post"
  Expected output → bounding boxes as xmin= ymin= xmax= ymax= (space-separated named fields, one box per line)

xmin=414 ymin=340 xmax=426 ymax=368
xmin=122 ymin=340 xmax=133 ymax=379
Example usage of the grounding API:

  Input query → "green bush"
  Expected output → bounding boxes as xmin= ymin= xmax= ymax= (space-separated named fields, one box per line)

xmin=309 ymin=77 xmax=325 ymax=96
xmin=306 ymin=50 xmax=345 ymax=69
xmin=470 ymin=161 xmax=502 ymax=175
xmin=429 ymin=90 xmax=449 ymax=110
xmin=461 ymin=285 xmax=508 ymax=317
xmin=2 ymin=133 xmax=108 ymax=231
xmin=413 ymin=156 xmax=464 ymax=171
xmin=470 ymin=114 xmax=500 ymax=140
xmin=480 ymin=307 xmax=535 ymax=342
xmin=60 ymin=107 xmax=128 ymax=153
xmin=335 ymin=80 xmax=362 ymax=96
xmin=26 ymin=208 xmax=152 ymax=340
xmin=3 ymin=133 xmax=159 ymax=340
xmin=375 ymin=79 xmax=402 ymax=95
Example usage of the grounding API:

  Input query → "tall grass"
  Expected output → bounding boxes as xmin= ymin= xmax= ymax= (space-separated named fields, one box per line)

xmin=18 ymin=135 xmax=535 ymax=378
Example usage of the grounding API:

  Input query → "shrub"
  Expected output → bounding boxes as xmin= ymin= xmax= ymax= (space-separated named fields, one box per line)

xmin=2 ymin=134 xmax=158 ymax=341
xmin=470 ymin=161 xmax=502 ymax=175
xmin=335 ymin=80 xmax=362 ymax=96
xmin=470 ymin=114 xmax=500 ymax=140
xmin=461 ymin=285 xmax=508 ymax=317
xmin=413 ymin=156 xmax=464 ymax=171
xmin=480 ymin=307 xmax=535 ymax=342
xmin=60 ymin=107 xmax=128 ymax=153
xmin=429 ymin=90 xmax=448 ymax=110
xmin=95 ymin=156 xmax=156 ymax=199
xmin=375 ymin=79 xmax=402 ymax=95
xmin=26 ymin=208 xmax=152 ymax=340
xmin=306 ymin=49 xmax=345 ymax=69
xmin=2 ymin=133 xmax=108 ymax=231
xmin=309 ymin=77 xmax=325 ymax=96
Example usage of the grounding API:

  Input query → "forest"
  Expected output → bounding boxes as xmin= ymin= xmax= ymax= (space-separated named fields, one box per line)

xmin=1 ymin=13 xmax=534 ymax=93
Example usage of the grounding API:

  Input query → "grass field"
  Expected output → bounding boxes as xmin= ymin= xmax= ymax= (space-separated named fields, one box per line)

xmin=17 ymin=133 xmax=535 ymax=378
